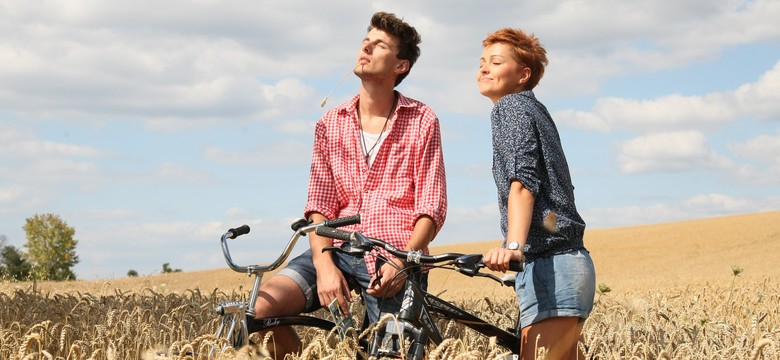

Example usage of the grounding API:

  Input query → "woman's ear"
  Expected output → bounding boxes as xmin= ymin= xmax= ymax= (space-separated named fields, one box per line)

xmin=518 ymin=67 xmax=531 ymax=87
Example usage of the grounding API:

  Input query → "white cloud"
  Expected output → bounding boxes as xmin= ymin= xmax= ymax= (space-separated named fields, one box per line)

xmin=729 ymin=132 xmax=780 ymax=163
xmin=583 ymin=193 xmax=780 ymax=228
xmin=125 ymin=163 xmax=216 ymax=185
xmin=436 ymin=203 xmax=502 ymax=245
xmin=2 ymin=0 xmax=779 ymax=279
xmin=74 ymin=208 xmax=141 ymax=220
xmin=0 ymin=3 xmax=345 ymax=127
xmin=3 ymin=0 xmax=778 ymax=125
xmin=73 ymin=216 xmax=304 ymax=278
xmin=274 ymin=120 xmax=316 ymax=136
xmin=0 ymin=184 xmax=26 ymax=208
xmin=682 ymin=193 xmax=752 ymax=212
xmin=556 ymin=58 xmax=780 ymax=134
xmin=13 ymin=158 xmax=104 ymax=185
xmin=729 ymin=132 xmax=780 ymax=186
xmin=554 ymin=109 xmax=610 ymax=133
xmin=734 ymin=60 xmax=780 ymax=120
xmin=556 ymin=92 xmax=741 ymax=133
xmin=203 ymin=140 xmax=311 ymax=167
xmin=0 ymin=140 xmax=105 ymax=158
xmin=618 ymin=131 xmax=733 ymax=173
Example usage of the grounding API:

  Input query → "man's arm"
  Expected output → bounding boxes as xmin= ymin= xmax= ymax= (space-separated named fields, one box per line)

xmin=412 ymin=109 xmax=447 ymax=236
xmin=367 ymin=215 xmax=435 ymax=298
xmin=307 ymin=211 xmax=353 ymax=314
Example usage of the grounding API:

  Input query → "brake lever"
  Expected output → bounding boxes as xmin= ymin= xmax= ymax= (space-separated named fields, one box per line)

xmin=322 ymin=242 xmax=366 ymax=256
xmin=322 ymin=245 xmax=342 ymax=253
xmin=453 ymin=254 xmax=483 ymax=276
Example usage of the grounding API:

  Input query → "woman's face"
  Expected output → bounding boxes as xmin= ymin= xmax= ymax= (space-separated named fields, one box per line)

xmin=477 ymin=43 xmax=530 ymax=104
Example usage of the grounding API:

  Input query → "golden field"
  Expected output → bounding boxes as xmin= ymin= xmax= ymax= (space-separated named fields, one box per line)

xmin=2 ymin=211 xmax=779 ymax=359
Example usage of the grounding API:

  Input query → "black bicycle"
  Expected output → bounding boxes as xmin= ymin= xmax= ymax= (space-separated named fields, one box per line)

xmin=315 ymin=224 xmax=524 ymax=360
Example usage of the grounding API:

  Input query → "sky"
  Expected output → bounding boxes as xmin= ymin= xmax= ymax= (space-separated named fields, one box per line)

xmin=1 ymin=0 xmax=779 ymax=280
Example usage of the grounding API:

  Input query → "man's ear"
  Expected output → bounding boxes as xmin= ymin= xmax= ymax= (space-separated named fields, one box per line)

xmin=395 ymin=60 xmax=410 ymax=74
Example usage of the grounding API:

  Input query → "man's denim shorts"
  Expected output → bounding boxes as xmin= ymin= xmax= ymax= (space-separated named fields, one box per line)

xmin=278 ymin=249 xmax=422 ymax=323
xmin=516 ymin=249 xmax=596 ymax=329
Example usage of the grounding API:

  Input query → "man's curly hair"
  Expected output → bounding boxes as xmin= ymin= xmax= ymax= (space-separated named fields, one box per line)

xmin=368 ymin=12 xmax=421 ymax=86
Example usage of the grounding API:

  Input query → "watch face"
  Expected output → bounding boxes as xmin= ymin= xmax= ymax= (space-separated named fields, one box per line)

xmin=508 ymin=242 xmax=519 ymax=250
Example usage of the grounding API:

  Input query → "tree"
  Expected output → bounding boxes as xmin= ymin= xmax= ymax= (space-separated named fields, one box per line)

xmin=127 ymin=269 xmax=139 ymax=277
xmin=1 ymin=245 xmax=32 ymax=280
xmin=162 ymin=263 xmax=182 ymax=273
xmin=23 ymin=213 xmax=80 ymax=281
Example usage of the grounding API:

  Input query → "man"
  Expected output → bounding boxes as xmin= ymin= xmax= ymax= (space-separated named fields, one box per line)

xmin=253 ymin=12 xmax=447 ymax=358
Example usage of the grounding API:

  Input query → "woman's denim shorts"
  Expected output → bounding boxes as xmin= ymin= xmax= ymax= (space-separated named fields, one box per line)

xmin=516 ymin=249 xmax=596 ymax=329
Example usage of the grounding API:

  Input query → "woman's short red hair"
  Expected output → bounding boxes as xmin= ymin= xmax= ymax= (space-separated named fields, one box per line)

xmin=482 ymin=28 xmax=548 ymax=90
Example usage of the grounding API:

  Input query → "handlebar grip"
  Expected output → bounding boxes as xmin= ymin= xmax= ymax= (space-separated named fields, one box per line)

xmin=227 ymin=225 xmax=250 ymax=239
xmin=508 ymin=260 xmax=524 ymax=272
xmin=323 ymin=215 xmax=361 ymax=228
xmin=315 ymin=226 xmax=353 ymax=241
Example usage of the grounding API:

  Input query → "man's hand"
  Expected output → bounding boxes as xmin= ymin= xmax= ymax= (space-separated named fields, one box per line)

xmin=315 ymin=261 xmax=352 ymax=316
xmin=483 ymin=247 xmax=523 ymax=273
xmin=367 ymin=259 xmax=406 ymax=298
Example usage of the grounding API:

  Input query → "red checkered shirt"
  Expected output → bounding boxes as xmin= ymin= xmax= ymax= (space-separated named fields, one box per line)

xmin=304 ymin=92 xmax=448 ymax=275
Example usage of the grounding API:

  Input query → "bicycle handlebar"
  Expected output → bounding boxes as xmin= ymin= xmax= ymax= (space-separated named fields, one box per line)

xmin=227 ymin=225 xmax=250 ymax=239
xmin=323 ymin=215 xmax=361 ymax=229
xmin=315 ymin=226 xmax=523 ymax=280
xmin=220 ymin=215 xmax=361 ymax=274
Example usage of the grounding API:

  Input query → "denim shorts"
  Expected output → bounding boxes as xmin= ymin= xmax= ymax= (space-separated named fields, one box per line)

xmin=277 ymin=249 xmax=420 ymax=323
xmin=516 ymin=249 xmax=596 ymax=329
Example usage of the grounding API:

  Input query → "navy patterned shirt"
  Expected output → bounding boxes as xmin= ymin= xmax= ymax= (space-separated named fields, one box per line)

xmin=491 ymin=90 xmax=586 ymax=262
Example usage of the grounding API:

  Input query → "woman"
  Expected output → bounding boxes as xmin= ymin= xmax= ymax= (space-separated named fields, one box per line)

xmin=478 ymin=28 xmax=596 ymax=360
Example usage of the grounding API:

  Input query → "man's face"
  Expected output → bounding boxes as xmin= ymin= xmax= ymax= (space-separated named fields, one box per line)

xmin=354 ymin=28 xmax=407 ymax=82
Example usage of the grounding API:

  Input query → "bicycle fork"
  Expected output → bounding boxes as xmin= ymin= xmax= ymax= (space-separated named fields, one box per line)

xmin=213 ymin=300 xmax=250 ymax=354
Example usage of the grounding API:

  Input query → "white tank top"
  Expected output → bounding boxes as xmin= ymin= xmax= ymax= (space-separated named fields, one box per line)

xmin=361 ymin=130 xmax=387 ymax=167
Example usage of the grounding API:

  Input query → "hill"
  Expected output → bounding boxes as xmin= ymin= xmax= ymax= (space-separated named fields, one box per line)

xmin=3 ymin=211 xmax=778 ymax=298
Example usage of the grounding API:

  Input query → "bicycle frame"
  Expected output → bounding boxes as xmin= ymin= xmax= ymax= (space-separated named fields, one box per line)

xmin=315 ymin=227 xmax=523 ymax=359
xmin=376 ymin=270 xmax=520 ymax=356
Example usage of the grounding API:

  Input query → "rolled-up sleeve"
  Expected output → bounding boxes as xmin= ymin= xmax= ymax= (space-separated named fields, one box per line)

xmin=303 ymin=119 xmax=339 ymax=220
xmin=495 ymin=101 xmax=541 ymax=197
xmin=413 ymin=109 xmax=447 ymax=235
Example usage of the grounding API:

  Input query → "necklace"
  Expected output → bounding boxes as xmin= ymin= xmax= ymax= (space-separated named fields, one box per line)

xmin=358 ymin=93 xmax=397 ymax=166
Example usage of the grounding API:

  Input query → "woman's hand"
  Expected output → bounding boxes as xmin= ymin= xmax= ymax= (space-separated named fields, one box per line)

xmin=483 ymin=247 xmax=523 ymax=273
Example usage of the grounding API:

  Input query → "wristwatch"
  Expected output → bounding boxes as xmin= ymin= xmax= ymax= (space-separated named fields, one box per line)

xmin=507 ymin=241 xmax=521 ymax=251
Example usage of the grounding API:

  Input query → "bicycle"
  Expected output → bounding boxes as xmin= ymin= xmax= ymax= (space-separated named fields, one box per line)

xmin=213 ymin=215 xmax=523 ymax=359
xmin=315 ymin=224 xmax=524 ymax=360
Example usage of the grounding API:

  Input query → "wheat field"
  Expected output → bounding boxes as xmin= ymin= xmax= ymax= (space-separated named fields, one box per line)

xmin=1 ymin=211 xmax=779 ymax=359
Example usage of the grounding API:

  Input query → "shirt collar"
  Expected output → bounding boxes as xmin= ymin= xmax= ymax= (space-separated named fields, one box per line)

xmin=337 ymin=91 xmax=415 ymax=115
